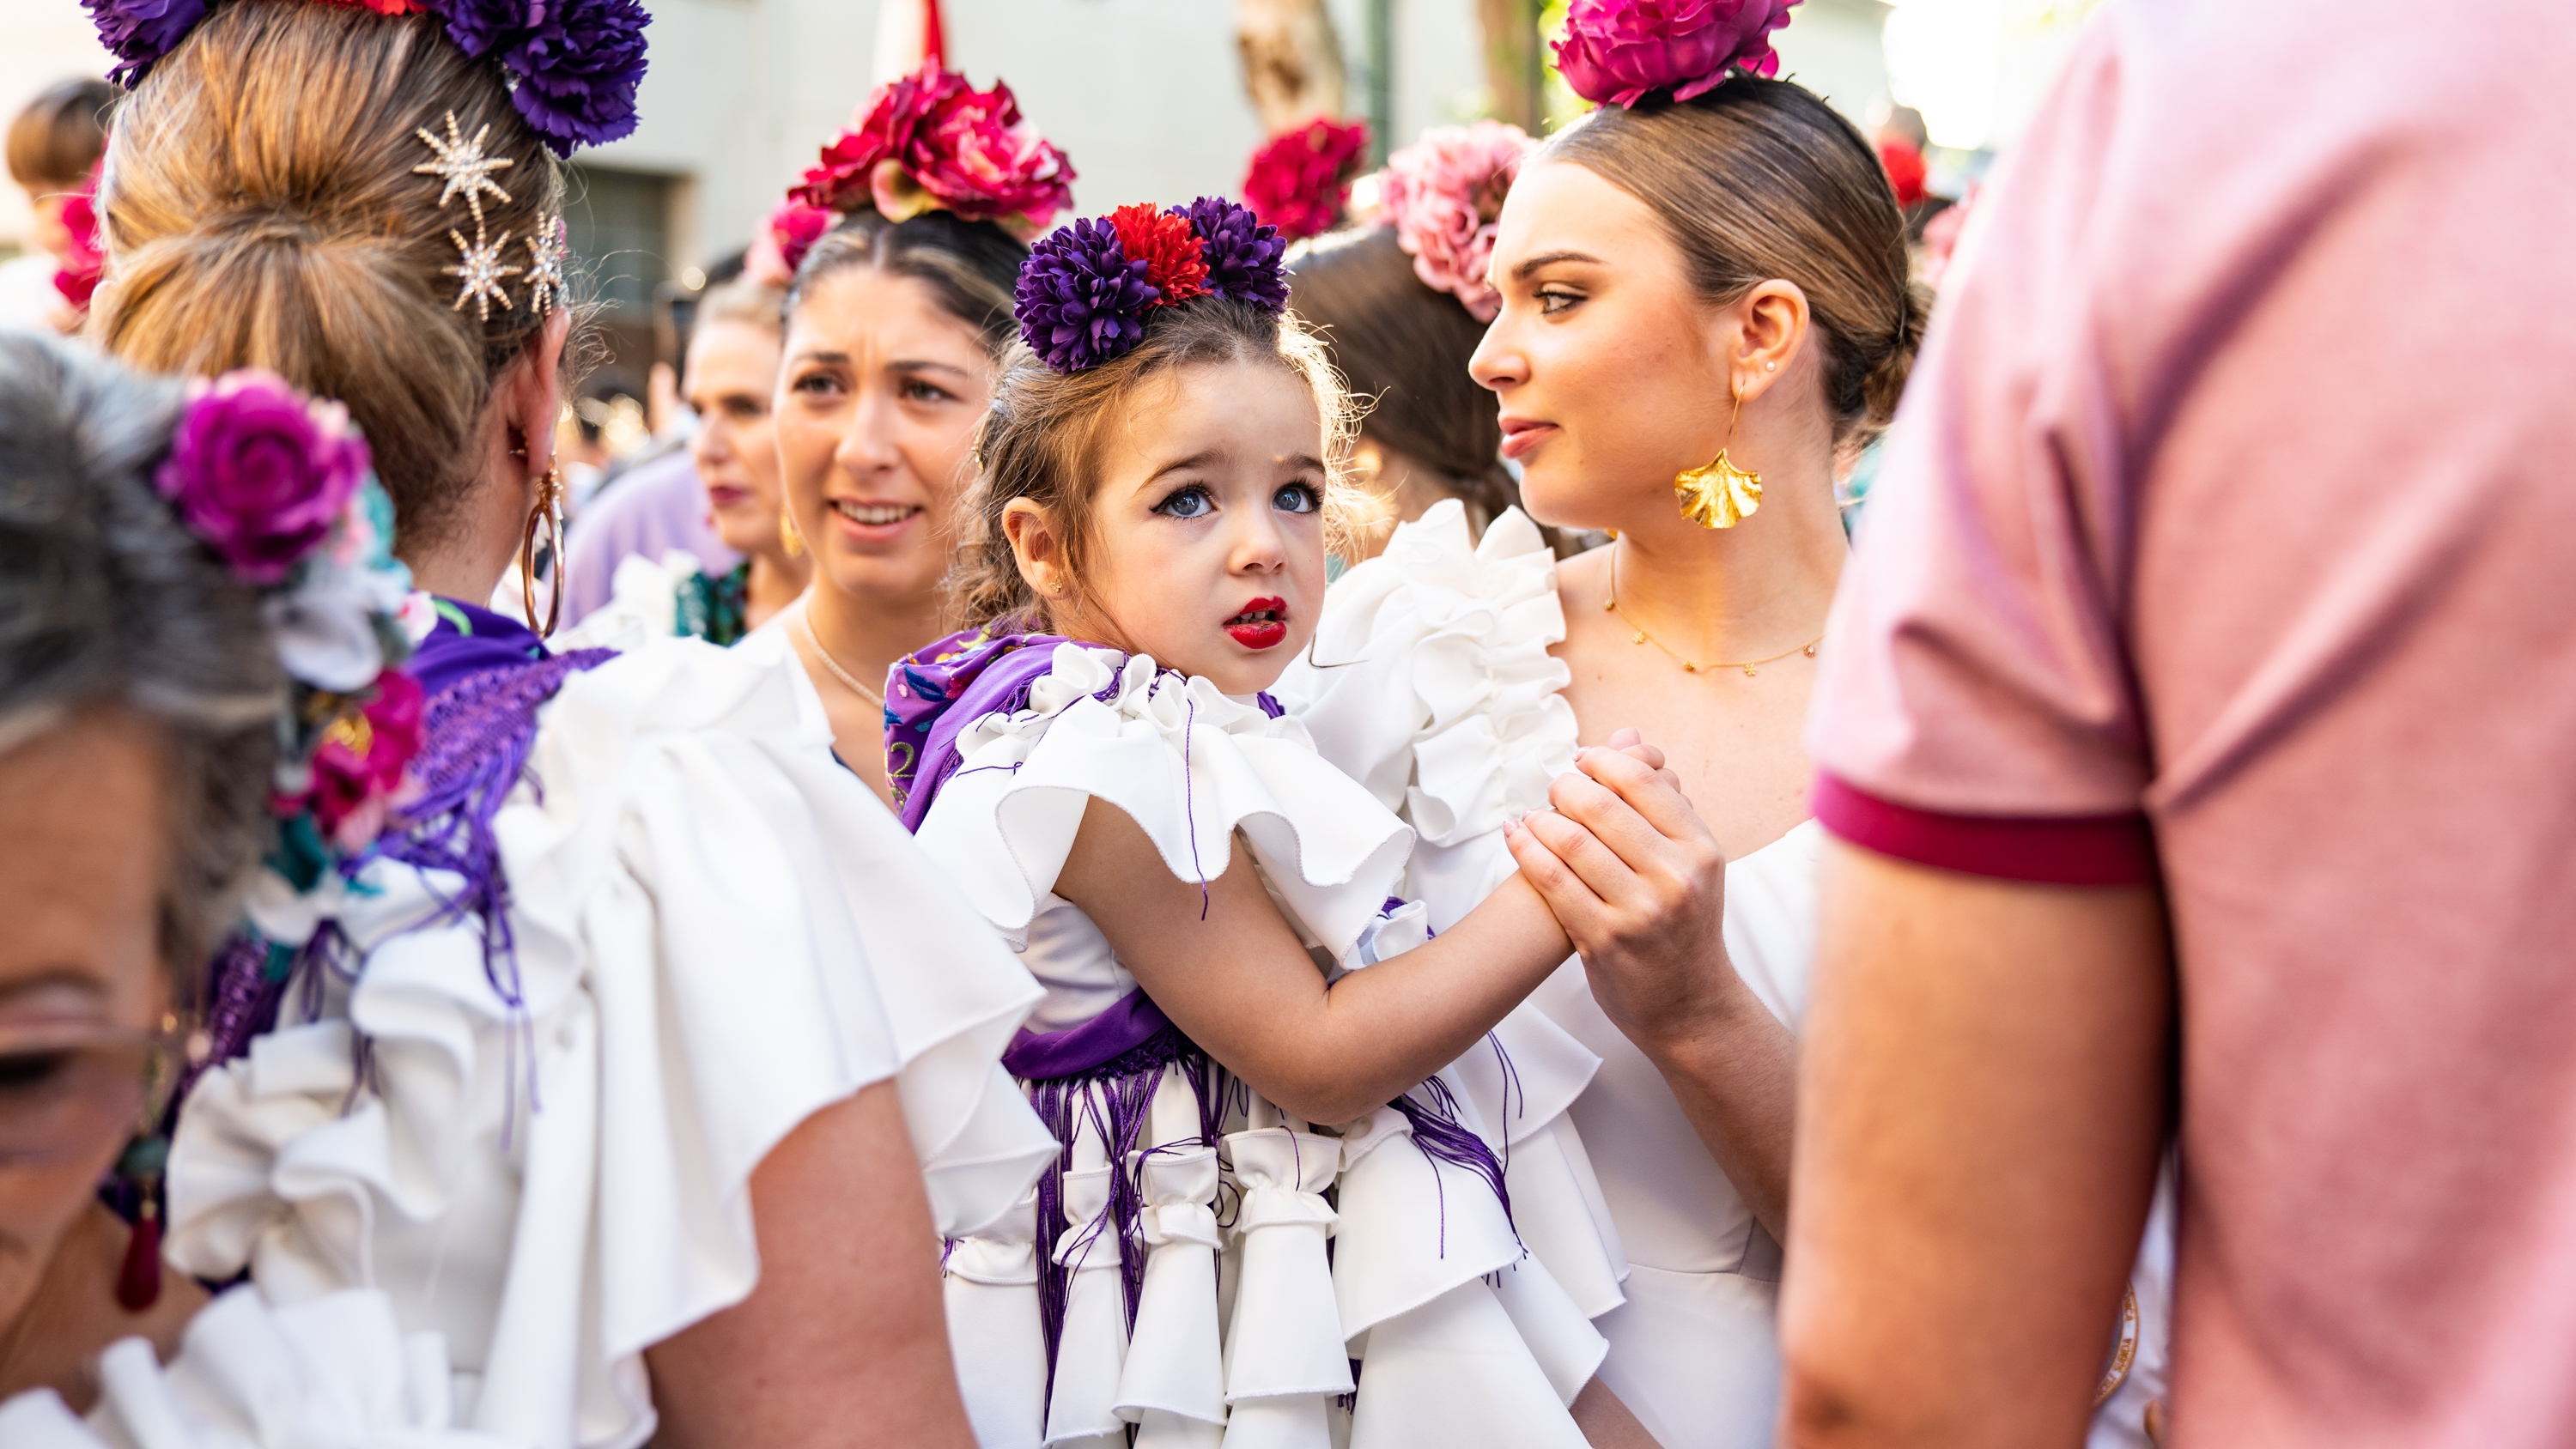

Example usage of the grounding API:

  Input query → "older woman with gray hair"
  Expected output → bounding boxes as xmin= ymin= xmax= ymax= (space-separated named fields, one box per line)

xmin=0 ymin=333 xmax=498 ymax=1445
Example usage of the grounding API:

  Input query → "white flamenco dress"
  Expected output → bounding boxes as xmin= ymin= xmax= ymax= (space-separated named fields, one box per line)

xmin=149 ymin=631 xmax=1059 ymax=1449
xmin=906 ymin=641 xmax=1631 ymax=1449
xmin=1277 ymin=500 xmax=2174 ymax=1449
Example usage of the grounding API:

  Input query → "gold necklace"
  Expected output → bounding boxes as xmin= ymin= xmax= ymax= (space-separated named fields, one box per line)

xmin=795 ymin=606 xmax=887 ymax=711
xmin=1604 ymin=543 xmax=1821 ymax=676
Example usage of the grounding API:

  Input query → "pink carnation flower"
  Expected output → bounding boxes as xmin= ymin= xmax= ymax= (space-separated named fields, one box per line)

xmin=1378 ymin=121 xmax=1535 ymax=322
xmin=789 ymin=62 xmax=1073 ymax=238
xmin=1553 ymin=0 xmax=1800 ymax=108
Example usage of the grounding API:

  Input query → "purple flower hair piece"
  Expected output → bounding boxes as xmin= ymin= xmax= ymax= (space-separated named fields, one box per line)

xmin=496 ymin=0 xmax=651 ymax=155
xmin=82 ymin=0 xmax=208 ymax=86
xmin=426 ymin=0 xmax=514 ymax=57
xmin=1182 ymin=196 xmax=1288 ymax=311
xmin=1015 ymin=216 xmax=1158 ymax=373
xmin=420 ymin=0 xmax=650 ymax=155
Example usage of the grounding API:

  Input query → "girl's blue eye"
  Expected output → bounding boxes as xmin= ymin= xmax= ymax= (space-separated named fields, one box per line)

xmin=1153 ymin=484 xmax=1214 ymax=518
xmin=1273 ymin=482 xmax=1321 ymax=514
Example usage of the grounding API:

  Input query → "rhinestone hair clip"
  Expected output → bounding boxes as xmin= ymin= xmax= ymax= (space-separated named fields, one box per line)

xmin=415 ymin=112 xmax=564 ymax=323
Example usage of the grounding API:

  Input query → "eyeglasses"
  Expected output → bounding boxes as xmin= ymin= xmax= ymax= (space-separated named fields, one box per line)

xmin=0 ymin=1022 xmax=177 ymax=1169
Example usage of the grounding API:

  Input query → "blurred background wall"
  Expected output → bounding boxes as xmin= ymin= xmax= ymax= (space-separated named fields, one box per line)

xmin=1 ymin=0 xmax=2095 ymax=382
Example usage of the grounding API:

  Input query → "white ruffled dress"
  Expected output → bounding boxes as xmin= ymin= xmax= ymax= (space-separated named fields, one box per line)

xmin=910 ymin=642 xmax=1630 ymax=1449
xmin=1277 ymin=500 xmax=2175 ymax=1449
xmin=154 ymin=631 xmax=1058 ymax=1449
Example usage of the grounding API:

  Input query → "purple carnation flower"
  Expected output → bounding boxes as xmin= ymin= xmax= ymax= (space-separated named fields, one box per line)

xmin=1015 ymin=217 xmax=1159 ymax=373
xmin=424 ymin=0 xmax=521 ymax=58
xmin=83 ymin=0 xmax=208 ymax=86
xmin=501 ymin=0 xmax=651 ymax=156
xmin=1182 ymin=196 xmax=1288 ymax=312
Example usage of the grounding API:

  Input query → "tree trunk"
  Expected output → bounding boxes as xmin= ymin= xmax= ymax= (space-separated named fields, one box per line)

xmin=1477 ymin=0 xmax=1544 ymax=131
xmin=1236 ymin=0 xmax=1348 ymax=134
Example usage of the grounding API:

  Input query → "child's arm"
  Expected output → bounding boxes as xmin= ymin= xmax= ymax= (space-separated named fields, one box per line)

xmin=1052 ymin=796 xmax=1579 ymax=1125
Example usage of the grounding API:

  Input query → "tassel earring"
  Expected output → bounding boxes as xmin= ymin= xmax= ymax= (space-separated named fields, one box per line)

xmin=1674 ymin=378 xmax=1762 ymax=529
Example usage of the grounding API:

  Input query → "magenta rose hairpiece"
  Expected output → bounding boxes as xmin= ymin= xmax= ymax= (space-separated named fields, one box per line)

xmin=1376 ymin=121 xmax=1535 ymax=323
xmin=156 ymin=370 xmax=370 ymax=585
xmin=149 ymin=368 xmax=424 ymax=882
xmin=1553 ymin=0 xmax=1800 ymax=108
xmin=790 ymin=62 xmax=1074 ymax=239
xmin=1242 ymin=118 xmax=1370 ymax=242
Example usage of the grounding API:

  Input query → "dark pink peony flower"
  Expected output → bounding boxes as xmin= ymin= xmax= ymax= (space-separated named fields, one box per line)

xmin=790 ymin=63 xmax=1072 ymax=236
xmin=1552 ymin=0 xmax=1800 ymax=108
xmin=903 ymin=71 xmax=1075 ymax=233
xmin=52 ymin=169 xmax=104 ymax=312
xmin=791 ymin=64 xmax=950 ymax=211
xmin=1243 ymin=118 xmax=1370 ymax=242
xmin=155 ymin=370 xmax=372 ymax=585
xmin=747 ymin=198 xmax=834 ymax=285
xmin=307 ymin=668 xmax=425 ymax=851
xmin=1377 ymin=121 xmax=1534 ymax=322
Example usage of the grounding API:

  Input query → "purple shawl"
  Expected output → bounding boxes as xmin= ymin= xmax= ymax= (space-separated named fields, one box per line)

xmin=884 ymin=628 xmax=1072 ymax=834
xmin=884 ymin=627 xmax=1285 ymax=834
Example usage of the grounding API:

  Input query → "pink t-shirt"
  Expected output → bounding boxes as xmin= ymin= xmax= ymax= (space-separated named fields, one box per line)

xmin=1807 ymin=2 xmax=2576 ymax=1443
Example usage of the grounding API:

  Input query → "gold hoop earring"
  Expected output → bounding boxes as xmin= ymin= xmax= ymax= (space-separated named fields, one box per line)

xmin=780 ymin=509 xmax=805 ymax=558
xmin=1674 ymin=379 xmax=1762 ymax=529
xmin=520 ymin=464 xmax=566 ymax=638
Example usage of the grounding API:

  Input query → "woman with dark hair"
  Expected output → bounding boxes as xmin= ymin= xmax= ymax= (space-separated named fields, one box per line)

xmin=76 ymin=4 xmax=1053 ymax=1446
xmin=747 ymin=64 xmax=1071 ymax=805
xmin=1286 ymin=123 xmax=1540 ymax=557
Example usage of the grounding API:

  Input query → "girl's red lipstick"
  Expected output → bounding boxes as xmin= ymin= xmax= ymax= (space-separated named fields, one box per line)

xmin=1224 ymin=596 xmax=1290 ymax=650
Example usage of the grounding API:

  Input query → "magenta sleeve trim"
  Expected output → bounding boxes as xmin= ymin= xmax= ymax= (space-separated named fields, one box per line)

xmin=1810 ymin=773 xmax=2157 ymax=888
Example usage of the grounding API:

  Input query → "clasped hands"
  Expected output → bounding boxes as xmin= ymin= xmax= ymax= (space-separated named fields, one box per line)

xmin=1503 ymin=728 xmax=1755 ymax=1054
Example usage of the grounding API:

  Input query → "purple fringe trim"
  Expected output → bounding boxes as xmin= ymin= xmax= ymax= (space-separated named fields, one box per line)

xmin=1023 ymin=1023 xmax=1227 ymax=1407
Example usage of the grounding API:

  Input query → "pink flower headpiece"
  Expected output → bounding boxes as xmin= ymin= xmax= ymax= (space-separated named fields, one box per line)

xmin=153 ymin=369 xmax=424 ymax=870
xmin=790 ymin=62 xmax=1075 ymax=239
xmin=1553 ymin=0 xmax=1800 ymax=108
xmin=52 ymin=162 xmax=104 ymax=315
xmin=1376 ymin=122 xmax=1535 ymax=323
xmin=1242 ymin=118 xmax=1370 ymax=242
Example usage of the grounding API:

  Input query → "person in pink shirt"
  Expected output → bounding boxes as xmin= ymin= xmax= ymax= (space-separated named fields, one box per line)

xmin=1779 ymin=1 xmax=2576 ymax=1445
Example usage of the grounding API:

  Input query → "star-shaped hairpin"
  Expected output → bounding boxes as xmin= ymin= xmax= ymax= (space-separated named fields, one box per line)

xmin=443 ymin=226 xmax=522 ymax=322
xmin=414 ymin=112 xmax=514 ymax=224
xmin=523 ymin=217 xmax=567 ymax=315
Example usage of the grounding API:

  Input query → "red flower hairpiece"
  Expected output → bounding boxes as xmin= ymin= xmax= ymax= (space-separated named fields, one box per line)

xmin=1242 ymin=118 xmax=1370 ymax=242
xmin=791 ymin=61 xmax=1074 ymax=239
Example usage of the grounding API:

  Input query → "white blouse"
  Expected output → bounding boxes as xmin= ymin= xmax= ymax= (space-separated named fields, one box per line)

xmin=155 ymin=634 xmax=1057 ymax=1449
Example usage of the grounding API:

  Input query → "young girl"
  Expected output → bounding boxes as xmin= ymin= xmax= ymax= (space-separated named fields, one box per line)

xmin=894 ymin=200 xmax=1645 ymax=1449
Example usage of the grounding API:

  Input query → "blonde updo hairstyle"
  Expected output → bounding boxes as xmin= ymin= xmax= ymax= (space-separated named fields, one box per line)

xmin=951 ymin=297 xmax=1365 ymax=635
xmin=90 ymin=0 xmax=570 ymax=547
xmin=1542 ymin=75 xmax=1924 ymax=449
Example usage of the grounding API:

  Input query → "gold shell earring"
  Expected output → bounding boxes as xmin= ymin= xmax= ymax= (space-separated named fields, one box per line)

xmin=1674 ymin=378 xmax=1762 ymax=529
xmin=781 ymin=508 xmax=806 ymax=558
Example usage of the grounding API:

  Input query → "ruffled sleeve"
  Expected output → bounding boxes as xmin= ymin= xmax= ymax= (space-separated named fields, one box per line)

xmin=0 ymin=1287 xmax=518 ymax=1449
xmin=1279 ymin=504 xmax=1632 ymax=1330
xmin=166 ymin=637 xmax=1056 ymax=1449
xmin=1275 ymin=500 xmax=1577 ymax=925
xmin=912 ymin=642 xmax=1415 ymax=962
